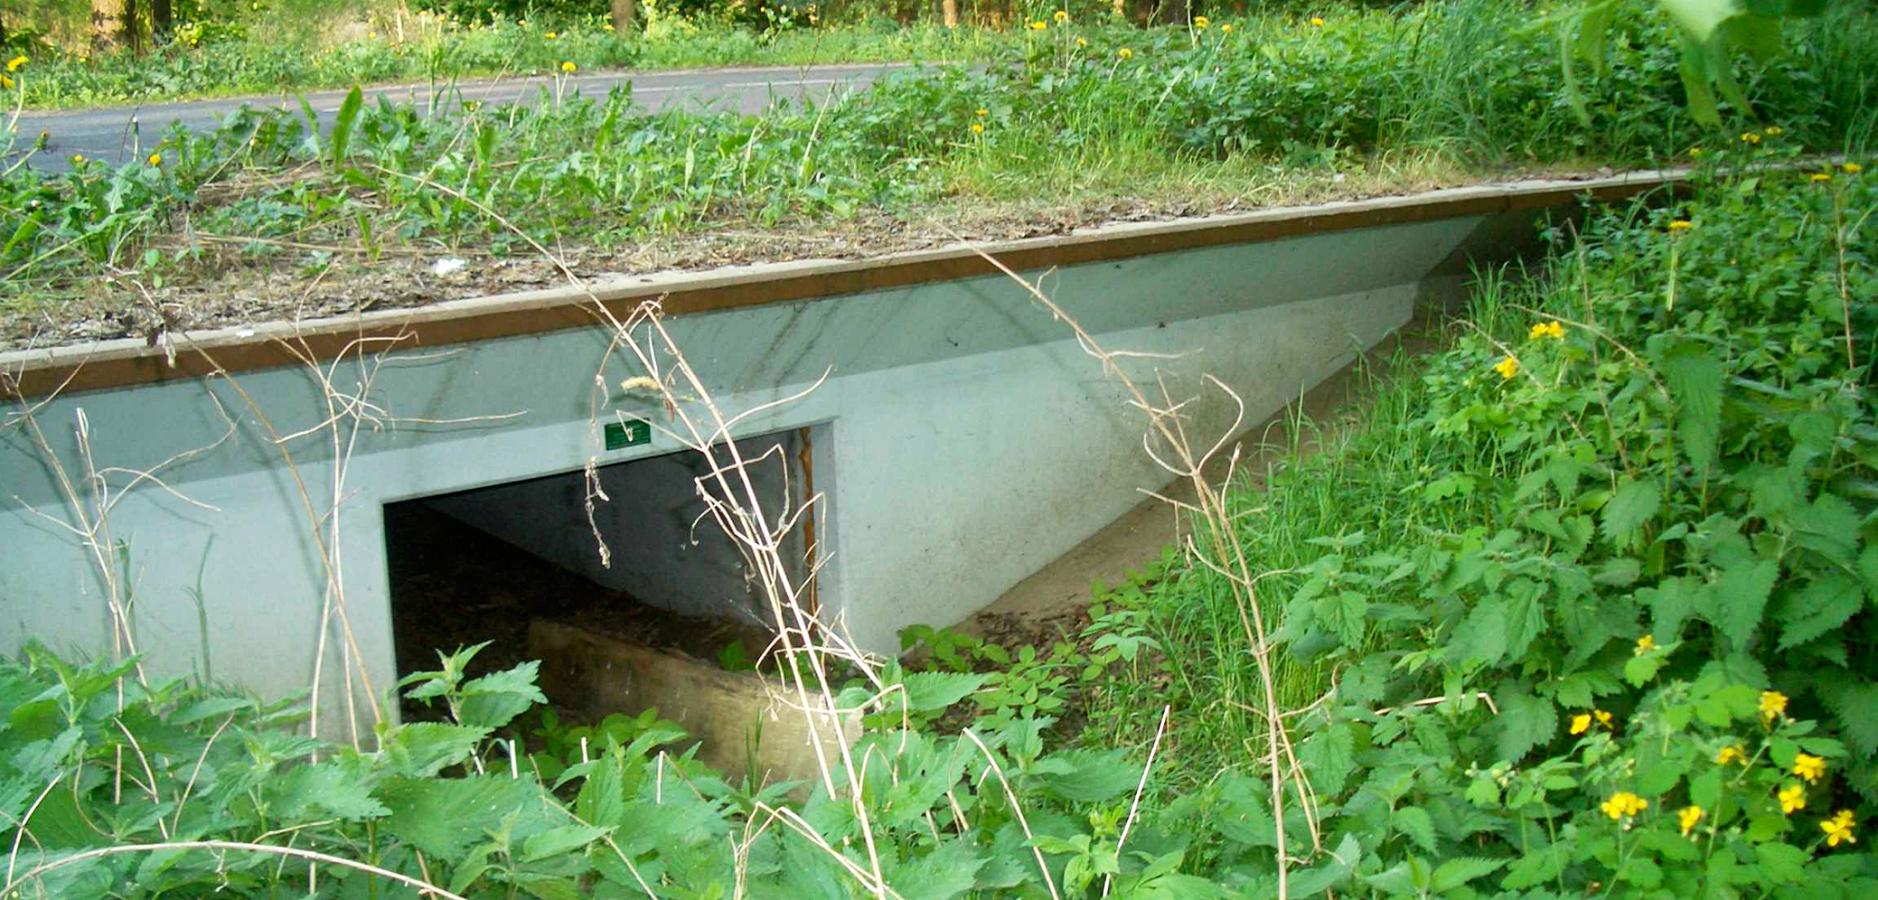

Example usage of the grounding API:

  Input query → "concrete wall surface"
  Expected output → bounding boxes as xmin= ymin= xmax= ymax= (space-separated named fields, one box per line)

xmin=0 ymin=213 xmax=1489 ymax=738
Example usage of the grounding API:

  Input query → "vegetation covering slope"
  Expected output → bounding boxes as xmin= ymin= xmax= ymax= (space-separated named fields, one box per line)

xmin=2 ymin=142 xmax=1872 ymax=898
xmin=3 ymin=0 xmax=1874 ymax=348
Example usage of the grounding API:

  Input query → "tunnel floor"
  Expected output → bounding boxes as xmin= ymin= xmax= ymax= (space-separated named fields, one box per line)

xmin=383 ymin=501 xmax=777 ymax=719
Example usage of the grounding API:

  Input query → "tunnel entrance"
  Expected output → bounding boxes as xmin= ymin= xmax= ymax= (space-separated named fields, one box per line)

xmin=383 ymin=428 xmax=818 ymax=719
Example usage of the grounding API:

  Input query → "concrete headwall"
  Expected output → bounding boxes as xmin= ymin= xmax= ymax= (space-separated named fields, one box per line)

xmin=0 ymin=213 xmax=1489 ymax=739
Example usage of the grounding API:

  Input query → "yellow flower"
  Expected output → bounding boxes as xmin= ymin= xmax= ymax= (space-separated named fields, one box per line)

xmin=1075 ymin=37 xmax=1088 ymax=47
xmin=976 ymin=107 xmax=988 ymax=117
xmin=1221 ymin=23 xmax=1233 ymax=33
xmin=1690 ymin=147 xmax=1704 ymax=157
xmin=147 ymin=152 xmax=162 ymax=167
xmin=1792 ymin=753 xmax=1826 ymax=784
xmin=1739 ymin=132 xmax=1761 ymax=144
xmin=1634 ymin=634 xmax=1655 ymax=655
xmin=1716 ymin=745 xmax=1746 ymax=765
xmin=1028 ymin=20 xmax=1048 ymax=31
xmin=1571 ymin=713 xmax=1592 ymax=735
xmin=1779 ymin=783 xmax=1807 ymax=815
xmin=1600 ymin=792 xmax=1648 ymax=821
xmin=1310 ymin=16 xmax=1326 ymax=27
xmin=1846 ymin=162 xmax=1864 ymax=174
xmin=1493 ymin=355 xmax=1520 ymax=380
xmin=4 ymin=55 xmax=24 ymax=72
xmin=561 ymin=61 xmax=577 ymax=73
xmin=1812 ymin=173 xmax=1835 ymax=183
xmin=970 ymin=122 xmax=984 ymax=135
xmin=70 ymin=153 xmax=86 ymax=165
xmin=1760 ymin=690 xmax=1788 ymax=723
xmin=1054 ymin=9 xmax=1068 ymax=22
xmin=1668 ymin=219 xmax=1693 ymax=232
xmin=1529 ymin=320 xmax=1565 ymax=341
xmin=0 ymin=74 xmax=11 ymax=91
xmin=544 ymin=31 xmax=557 ymax=40
xmin=1118 ymin=47 xmax=1134 ymax=60
xmin=1823 ymin=810 xmax=1857 ymax=848
xmin=1678 ymin=805 xmax=1704 ymax=837
xmin=604 ymin=23 xmax=614 ymax=32
xmin=1194 ymin=15 xmax=1209 ymax=28
xmin=1596 ymin=709 xmax=1614 ymax=728
xmin=1764 ymin=125 xmax=1783 ymax=136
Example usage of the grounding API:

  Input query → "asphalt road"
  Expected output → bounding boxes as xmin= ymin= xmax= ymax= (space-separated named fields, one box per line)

xmin=6 ymin=62 xmax=908 ymax=173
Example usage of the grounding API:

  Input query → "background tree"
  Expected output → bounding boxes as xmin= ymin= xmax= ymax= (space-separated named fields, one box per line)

xmin=89 ymin=0 xmax=129 ymax=53
xmin=611 ymin=0 xmax=636 ymax=33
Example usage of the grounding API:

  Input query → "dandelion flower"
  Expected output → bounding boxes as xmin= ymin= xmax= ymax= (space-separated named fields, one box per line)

xmin=1812 ymin=173 xmax=1834 ymax=183
xmin=1823 ymin=810 xmax=1857 ymax=848
xmin=604 ymin=22 xmax=614 ymax=32
xmin=545 ymin=31 xmax=557 ymax=40
xmin=970 ymin=122 xmax=984 ymax=135
xmin=1764 ymin=125 xmax=1783 ymax=136
xmin=976 ymin=107 xmax=988 ymax=117
xmin=1493 ymin=355 xmax=1520 ymax=380
xmin=1779 ymin=783 xmax=1806 ymax=815
xmin=1310 ymin=16 xmax=1326 ymax=27
xmin=1678 ymin=805 xmax=1704 ymax=837
xmin=1793 ymin=753 xmax=1826 ymax=784
xmin=1716 ymin=745 xmax=1746 ymax=766
xmin=1846 ymin=162 xmax=1864 ymax=174
xmin=1529 ymin=320 xmax=1565 ymax=341
xmin=1194 ymin=16 xmax=1209 ymax=28
xmin=1221 ymin=23 xmax=1232 ymax=33
xmin=561 ymin=60 xmax=577 ymax=73
xmin=147 ymin=152 xmax=162 ymax=167
xmin=1740 ymin=132 xmax=1761 ymax=144
xmin=1600 ymin=792 xmax=1648 ymax=821
xmin=0 ymin=74 xmax=11 ymax=91
xmin=1760 ymin=690 xmax=1788 ymax=723
xmin=4 ymin=55 xmax=24 ymax=72
xmin=1634 ymin=634 xmax=1655 ymax=655
xmin=1028 ymin=20 xmax=1048 ymax=31
xmin=1075 ymin=37 xmax=1087 ymax=47
xmin=1118 ymin=47 xmax=1133 ymax=60
xmin=1054 ymin=9 xmax=1068 ymax=22
xmin=70 ymin=153 xmax=85 ymax=165
xmin=1668 ymin=219 xmax=1693 ymax=232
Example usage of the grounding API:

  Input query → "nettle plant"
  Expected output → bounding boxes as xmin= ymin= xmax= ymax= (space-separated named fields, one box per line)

xmin=1221 ymin=152 xmax=1878 ymax=894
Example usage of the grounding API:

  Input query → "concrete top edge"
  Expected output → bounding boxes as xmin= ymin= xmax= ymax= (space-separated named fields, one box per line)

xmin=1 ymin=168 xmax=1687 ymax=400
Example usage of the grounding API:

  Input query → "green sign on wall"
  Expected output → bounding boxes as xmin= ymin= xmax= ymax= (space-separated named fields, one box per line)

xmin=604 ymin=419 xmax=652 ymax=450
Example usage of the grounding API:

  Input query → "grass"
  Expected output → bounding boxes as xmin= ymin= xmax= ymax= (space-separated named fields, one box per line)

xmin=2 ymin=0 xmax=1874 ymax=348
xmin=3 ymin=14 xmax=1009 ymax=111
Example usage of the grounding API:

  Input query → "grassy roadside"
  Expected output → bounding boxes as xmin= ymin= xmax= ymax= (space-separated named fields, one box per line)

xmin=3 ymin=19 xmax=1007 ymax=111
xmin=2 ymin=0 xmax=1874 ymax=349
xmin=1070 ymin=152 xmax=1878 ymax=893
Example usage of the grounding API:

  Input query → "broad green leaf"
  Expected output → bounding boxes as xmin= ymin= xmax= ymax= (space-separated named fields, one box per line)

xmin=1662 ymin=343 xmax=1724 ymax=476
xmin=1602 ymin=478 xmax=1660 ymax=548
xmin=887 ymin=840 xmax=985 ymax=900
xmin=1300 ymin=723 xmax=1356 ymax=796
xmin=900 ymin=672 xmax=989 ymax=713
xmin=1494 ymin=689 xmax=1556 ymax=764
xmin=1035 ymin=748 xmax=1137 ymax=804
xmin=1774 ymin=575 xmax=1863 ymax=650
xmin=1431 ymin=856 xmax=1508 ymax=892
xmin=379 ymin=721 xmax=488 ymax=778
xmin=378 ymin=775 xmax=542 ymax=860
xmin=522 ymin=824 xmax=611 ymax=862
xmin=330 ymin=86 xmax=363 ymax=164
xmin=1392 ymin=806 xmax=1437 ymax=853
xmin=1709 ymin=556 xmax=1779 ymax=651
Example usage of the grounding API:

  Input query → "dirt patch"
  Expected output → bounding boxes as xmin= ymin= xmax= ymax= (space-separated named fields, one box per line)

xmin=0 ymin=163 xmax=1611 ymax=353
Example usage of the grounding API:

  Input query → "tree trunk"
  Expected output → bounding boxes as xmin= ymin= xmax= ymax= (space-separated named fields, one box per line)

xmin=91 ymin=0 xmax=129 ymax=54
xmin=152 ymin=0 xmax=172 ymax=41
xmin=942 ymin=0 xmax=958 ymax=28
xmin=610 ymin=0 xmax=636 ymax=34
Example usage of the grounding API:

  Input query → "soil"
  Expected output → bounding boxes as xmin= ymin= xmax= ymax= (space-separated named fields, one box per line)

xmin=0 ymin=163 xmax=1614 ymax=352
xmin=383 ymin=500 xmax=774 ymax=720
